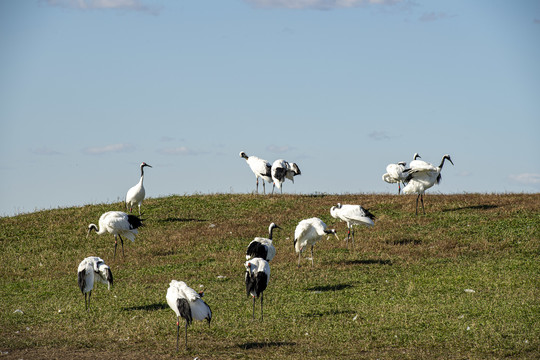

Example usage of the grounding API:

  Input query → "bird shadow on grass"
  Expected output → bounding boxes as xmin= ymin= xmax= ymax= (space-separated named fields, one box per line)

xmin=389 ymin=238 xmax=422 ymax=246
xmin=443 ymin=204 xmax=498 ymax=212
xmin=122 ymin=302 xmax=168 ymax=312
xmin=159 ymin=217 xmax=207 ymax=223
xmin=238 ymin=341 xmax=296 ymax=350
xmin=303 ymin=309 xmax=356 ymax=318
xmin=344 ymin=259 xmax=392 ymax=266
xmin=306 ymin=284 xmax=353 ymax=292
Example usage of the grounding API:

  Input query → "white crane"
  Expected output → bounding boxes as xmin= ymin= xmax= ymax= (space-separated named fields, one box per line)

xmin=271 ymin=159 xmax=301 ymax=194
xmin=77 ymin=256 xmax=113 ymax=310
xmin=246 ymin=222 xmax=281 ymax=262
xmin=245 ymin=257 xmax=270 ymax=320
xmin=294 ymin=217 xmax=338 ymax=267
xmin=126 ymin=162 xmax=152 ymax=215
xmin=330 ymin=203 xmax=375 ymax=249
xmin=240 ymin=151 xmax=272 ymax=194
xmin=402 ymin=154 xmax=454 ymax=215
xmin=166 ymin=280 xmax=212 ymax=351
xmin=382 ymin=153 xmax=421 ymax=194
xmin=87 ymin=211 xmax=144 ymax=260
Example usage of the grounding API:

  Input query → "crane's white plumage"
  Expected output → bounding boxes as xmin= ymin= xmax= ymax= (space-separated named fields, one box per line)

xmin=245 ymin=257 xmax=270 ymax=320
xmin=246 ymin=222 xmax=280 ymax=262
xmin=87 ymin=211 xmax=143 ymax=260
xmin=166 ymin=280 xmax=212 ymax=351
xmin=77 ymin=256 xmax=113 ymax=310
xmin=294 ymin=217 xmax=338 ymax=267
xmin=271 ymin=159 xmax=301 ymax=194
xmin=382 ymin=153 xmax=422 ymax=194
xmin=402 ymin=154 xmax=454 ymax=214
xmin=240 ymin=151 xmax=272 ymax=194
xmin=126 ymin=162 xmax=152 ymax=215
xmin=330 ymin=203 xmax=375 ymax=248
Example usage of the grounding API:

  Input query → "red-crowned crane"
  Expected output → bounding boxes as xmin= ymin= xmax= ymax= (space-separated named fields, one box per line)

xmin=240 ymin=151 xmax=272 ymax=194
xmin=294 ymin=217 xmax=338 ymax=267
xmin=87 ymin=211 xmax=143 ymax=260
xmin=246 ymin=222 xmax=281 ymax=262
xmin=126 ymin=162 xmax=152 ymax=215
xmin=245 ymin=257 xmax=270 ymax=320
xmin=330 ymin=203 xmax=375 ymax=249
xmin=166 ymin=280 xmax=212 ymax=351
xmin=271 ymin=159 xmax=301 ymax=194
xmin=77 ymin=256 xmax=113 ymax=311
xmin=402 ymin=154 xmax=454 ymax=215
xmin=382 ymin=153 xmax=421 ymax=194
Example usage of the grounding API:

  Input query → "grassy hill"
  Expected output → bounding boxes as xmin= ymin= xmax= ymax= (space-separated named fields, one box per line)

xmin=1 ymin=193 xmax=539 ymax=359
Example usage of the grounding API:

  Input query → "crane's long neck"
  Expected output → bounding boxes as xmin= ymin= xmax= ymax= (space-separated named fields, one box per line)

xmin=438 ymin=156 xmax=451 ymax=170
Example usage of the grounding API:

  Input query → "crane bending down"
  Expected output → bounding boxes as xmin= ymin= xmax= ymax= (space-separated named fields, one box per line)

xmin=382 ymin=153 xmax=421 ymax=194
xmin=330 ymin=203 xmax=375 ymax=249
xmin=126 ymin=162 xmax=152 ymax=215
xmin=245 ymin=257 xmax=270 ymax=320
xmin=166 ymin=280 xmax=212 ymax=351
xmin=402 ymin=154 xmax=454 ymax=215
xmin=240 ymin=151 xmax=272 ymax=194
xmin=87 ymin=211 xmax=144 ymax=260
xmin=271 ymin=159 xmax=301 ymax=194
xmin=294 ymin=217 xmax=338 ymax=267
xmin=77 ymin=256 xmax=113 ymax=310
xmin=246 ymin=222 xmax=281 ymax=262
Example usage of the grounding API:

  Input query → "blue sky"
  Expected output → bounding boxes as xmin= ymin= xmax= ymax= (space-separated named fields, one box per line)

xmin=1 ymin=0 xmax=539 ymax=216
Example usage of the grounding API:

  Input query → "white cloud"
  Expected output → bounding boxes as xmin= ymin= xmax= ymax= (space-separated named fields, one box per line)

xmin=419 ymin=12 xmax=456 ymax=22
xmin=159 ymin=146 xmax=205 ymax=156
xmin=267 ymin=145 xmax=294 ymax=153
xmin=244 ymin=0 xmax=403 ymax=10
xmin=43 ymin=0 xmax=160 ymax=14
xmin=83 ymin=143 xmax=134 ymax=155
xmin=509 ymin=173 xmax=540 ymax=185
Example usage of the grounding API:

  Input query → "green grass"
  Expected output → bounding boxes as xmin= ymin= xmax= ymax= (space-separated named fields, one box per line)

xmin=1 ymin=193 xmax=539 ymax=359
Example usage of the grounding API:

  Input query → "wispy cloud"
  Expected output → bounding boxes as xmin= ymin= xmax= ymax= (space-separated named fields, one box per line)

xmin=419 ymin=12 xmax=457 ymax=22
xmin=43 ymin=0 xmax=161 ymax=15
xmin=244 ymin=0 xmax=405 ymax=10
xmin=83 ymin=143 xmax=135 ymax=155
xmin=158 ymin=146 xmax=206 ymax=156
xmin=32 ymin=146 xmax=62 ymax=156
xmin=267 ymin=145 xmax=294 ymax=153
xmin=368 ymin=131 xmax=392 ymax=141
xmin=509 ymin=173 xmax=540 ymax=185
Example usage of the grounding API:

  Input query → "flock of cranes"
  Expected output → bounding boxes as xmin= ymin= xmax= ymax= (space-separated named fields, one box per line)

xmin=77 ymin=151 xmax=453 ymax=350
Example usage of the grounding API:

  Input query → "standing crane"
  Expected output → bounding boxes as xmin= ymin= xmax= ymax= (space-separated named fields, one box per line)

xmin=77 ymin=256 xmax=113 ymax=310
xmin=126 ymin=162 xmax=152 ymax=215
xmin=87 ymin=211 xmax=143 ymax=260
xmin=402 ymin=154 xmax=454 ymax=215
xmin=294 ymin=217 xmax=338 ymax=267
xmin=246 ymin=222 xmax=281 ymax=262
xmin=166 ymin=280 xmax=212 ymax=351
xmin=245 ymin=257 xmax=270 ymax=320
xmin=271 ymin=159 xmax=301 ymax=194
xmin=240 ymin=151 xmax=272 ymax=194
xmin=382 ymin=153 xmax=421 ymax=194
xmin=330 ymin=203 xmax=375 ymax=249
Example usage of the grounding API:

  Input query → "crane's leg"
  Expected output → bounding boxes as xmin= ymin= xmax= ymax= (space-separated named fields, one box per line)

xmin=84 ymin=293 xmax=88 ymax=311
xmin=114 ymin=235 xmax=118 ymax=260
xmin=272 ymin=183 xmax=275 ymax=195
xmin=297 ymin=251 xmax=301 ymax=267
xmin=118 ymin=235 xmax=125 ymax=258
xmin=415 ymin=194 xmax=420 ymax=215
xmin=398 ymin=182 xmax=401 ymax=195
xmin=88 ymin=291 xmax=91 ymax=311
xmin=260 ymin=292 xmax=264 ymax=321
xmin=256 ymin=178 xmax=259 ymax=194
xmin=262 ymin=181 xmax=266 ymax=195
xmin=351 ymin=226 xmax=355 ymax=250
xmin=421 ymin=194 xmax=425 ymax=215
xmin=184 ymin=318 xmax=188 ymax=350
xmin=310 ymin=245 xmax=314 ymax=267
xmin=176 ymin=318 xmax=180 ymax=352
xmin=252 ymin=296 xmax=256 ymax=320
xmin=138 ymin=204 xmax=141 ymax=216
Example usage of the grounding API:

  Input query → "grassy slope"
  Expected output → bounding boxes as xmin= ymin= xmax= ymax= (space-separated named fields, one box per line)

xmin=0 ymin=193 xmax=539 ymax=359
